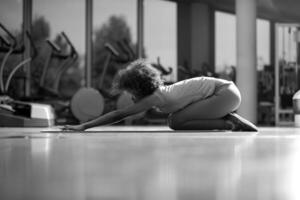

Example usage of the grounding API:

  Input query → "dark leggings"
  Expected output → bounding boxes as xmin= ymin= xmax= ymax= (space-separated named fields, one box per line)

xmin=168 ymin=83 xmax=241 ymax=130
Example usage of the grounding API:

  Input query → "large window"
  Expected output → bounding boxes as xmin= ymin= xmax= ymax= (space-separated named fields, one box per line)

xmin=257 ymin=19 xmax=271 ymax=70
xmin=0 ymin=0 xmax=22 ymax=32
xmin=215 ymin=11 xmax=270 ymax=74
xmin=144 ymin=0 xmax=177 ymax=82
xmin=32 ymin=0 xmax=85 ymax=97
xmin=92 ymin=0 xmax=137 ymax=90
xmin=215 ymin=11 xmax=236 ymax=74
xmin=33 ymin=0 xmax=85 ymax=54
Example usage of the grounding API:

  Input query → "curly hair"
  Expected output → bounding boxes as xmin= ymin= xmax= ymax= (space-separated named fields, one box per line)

xmin=113 ymin=59 xmax=162 ymax=99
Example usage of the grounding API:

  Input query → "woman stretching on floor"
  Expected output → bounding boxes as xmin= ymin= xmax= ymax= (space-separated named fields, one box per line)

xmin=63 ymin=59 xmax=257 ymax=131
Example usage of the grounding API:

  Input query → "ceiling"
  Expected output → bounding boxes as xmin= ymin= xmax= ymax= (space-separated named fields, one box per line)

xmin=172 ymin=0 xmax=300 ymax=22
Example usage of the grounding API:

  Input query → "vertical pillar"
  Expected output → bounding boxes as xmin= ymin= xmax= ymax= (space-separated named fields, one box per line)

xmin=236 ymin=0 xmax=257 ymax=123
xmin=209 ymin=6 xmax=215 ymax=70
xmin=177 ymin=2 xmax=191 ymax=70
xmin=137 ymin=0 xmax=144 ymax=58
xmin=270 ymin=21 xmax=275 ymax=69
xmin=23 ymin=0 xmax=32 ymax=97
xmin=190 ymin=3 xmax=210 ymax=70
xmin=85 ymin=0 xmax=93 ymax=87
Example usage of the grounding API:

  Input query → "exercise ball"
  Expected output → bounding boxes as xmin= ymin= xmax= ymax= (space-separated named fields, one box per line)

xmin=71 ymin=87 xmax=104 ymax=123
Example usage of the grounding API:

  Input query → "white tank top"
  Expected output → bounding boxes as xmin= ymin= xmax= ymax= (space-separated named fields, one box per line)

xmin=153 ymin=77 xmax=231 ymax=113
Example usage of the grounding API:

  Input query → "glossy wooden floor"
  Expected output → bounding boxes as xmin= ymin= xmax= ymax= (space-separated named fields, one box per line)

xmin=1 ymin=126 xmax=300 ymax=200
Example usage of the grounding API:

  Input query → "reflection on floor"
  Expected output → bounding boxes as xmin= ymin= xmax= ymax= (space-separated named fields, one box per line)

xmin=0 ymin=126 xmax=300 ymax=200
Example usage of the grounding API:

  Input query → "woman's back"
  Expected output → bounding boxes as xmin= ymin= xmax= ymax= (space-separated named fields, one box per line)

xmin=154 ymin=76 xmax=231 ymax=113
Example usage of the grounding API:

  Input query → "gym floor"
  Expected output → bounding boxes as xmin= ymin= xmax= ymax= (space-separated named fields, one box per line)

xmin=0 ymin=126 xmax=300 ymax=200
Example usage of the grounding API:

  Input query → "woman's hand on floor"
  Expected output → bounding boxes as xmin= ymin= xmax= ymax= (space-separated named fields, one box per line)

xmin=61 ymin=124 xmax=86 ymax=132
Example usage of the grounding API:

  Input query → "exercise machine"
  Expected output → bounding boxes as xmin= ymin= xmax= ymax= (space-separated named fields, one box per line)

xmin=38 ymin=32 xmax=78 ymax=98
xmin=22 ymin=31 xmax=84 ymax=125
xmin=0 ymin=23 xmax=55 ymax=127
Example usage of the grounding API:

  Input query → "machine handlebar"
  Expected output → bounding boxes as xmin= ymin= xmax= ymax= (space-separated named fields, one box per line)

xmin=61 ymin=31 xmax=78 ymax=57
xmin=0 ymin=23 xmax=17 ymax=47
xmin=46 ymin=39 xmax=61 ymax=52
xmin=46 ymin=32 xmax=78 ymax=59
xmin=104 ymin=43 xmax=119 ymax=57
xmin=0 ymin=35 xmax=11 ymax=47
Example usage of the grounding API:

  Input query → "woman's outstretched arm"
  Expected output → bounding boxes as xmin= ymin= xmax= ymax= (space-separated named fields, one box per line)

xmin=62 ymin=94 xmax=160 ymax=131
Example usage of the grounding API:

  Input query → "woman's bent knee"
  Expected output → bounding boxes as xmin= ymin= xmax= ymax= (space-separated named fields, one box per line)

xmin=229 ymin=84 xmax=242 ymax=111
xmin=218 ymin=83 xmax=241 ymax=112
